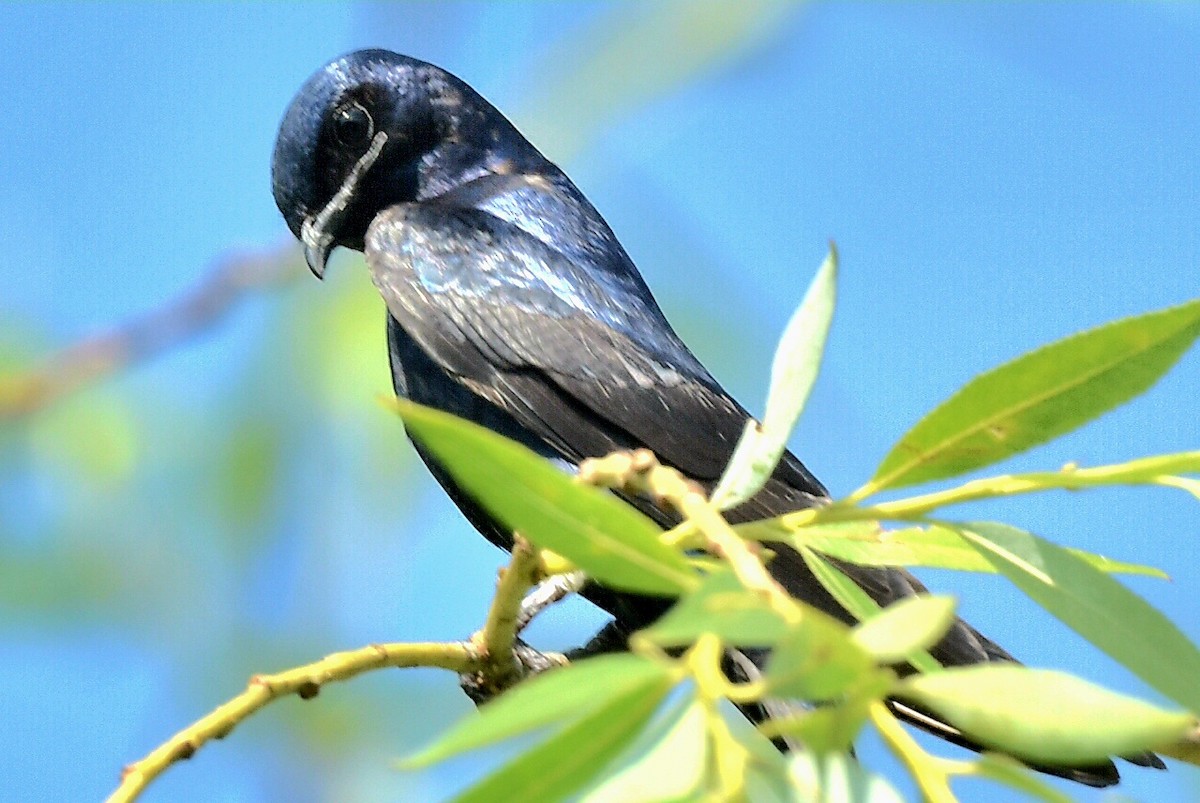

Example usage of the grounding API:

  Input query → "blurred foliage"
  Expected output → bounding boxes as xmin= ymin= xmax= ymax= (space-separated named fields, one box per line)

xmin=517 ymin=0 xmax=804 ymax=160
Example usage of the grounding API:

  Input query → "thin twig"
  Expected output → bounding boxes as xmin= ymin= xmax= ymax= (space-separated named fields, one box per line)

xmin=108 ymin=527 xmax=567 ymax=801
xmin=458 ymin=537 xmax=573 ymax=706
xmin=1 ymin=241 xmax=302 ymax=420
xmin=107 ymin=641 xmax=478 ymax=803
xmin=840 ymin=452 xmax=1200 ymax=518
xmin=476 ymin=536 xmax=543 ymax=683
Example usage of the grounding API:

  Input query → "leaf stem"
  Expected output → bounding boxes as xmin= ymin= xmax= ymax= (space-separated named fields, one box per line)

xmin=869 ymin=700 xmax=957 ymax=803
xmin=828 ymin=453 xmax=1200 ymax=524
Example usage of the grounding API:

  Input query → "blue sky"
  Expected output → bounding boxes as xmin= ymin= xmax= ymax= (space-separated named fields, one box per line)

xmin=2 ymin=4 xmax=1198 ymax=801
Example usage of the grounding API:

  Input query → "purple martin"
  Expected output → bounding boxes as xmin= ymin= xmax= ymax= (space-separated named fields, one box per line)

xmin=271 ymin=49 xmax=1160 ymax=787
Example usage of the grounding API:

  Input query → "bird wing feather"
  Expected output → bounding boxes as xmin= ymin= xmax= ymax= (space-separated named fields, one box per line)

xmin=364 ymin=201 xmax=1010 ymax=661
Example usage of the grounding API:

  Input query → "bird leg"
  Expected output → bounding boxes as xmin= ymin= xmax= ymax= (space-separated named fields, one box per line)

xmin=515 ymin=570 xmax=587 ymax=633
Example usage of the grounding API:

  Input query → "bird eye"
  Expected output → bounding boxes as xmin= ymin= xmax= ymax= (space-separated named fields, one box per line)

xmin=332 ymin=101 xmax=374 ymax=147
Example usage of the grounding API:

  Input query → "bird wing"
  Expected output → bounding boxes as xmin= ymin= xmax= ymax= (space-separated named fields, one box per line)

xmin=366 ymin=200 xmax=817 ymax=494
xmin=366 ymin=199 xmax=1014 ymax=661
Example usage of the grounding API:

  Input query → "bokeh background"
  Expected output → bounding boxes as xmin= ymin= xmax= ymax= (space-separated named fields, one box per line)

xmin=2 ymin=3 xmax=1198 ymax=801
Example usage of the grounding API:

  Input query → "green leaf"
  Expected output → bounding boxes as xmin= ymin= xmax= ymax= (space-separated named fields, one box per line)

xmin=640 ymin=570 xmax=788 ymax=647
xmin=1161 ymin=475 xmax=1200 ymax=504
xmin=868 ymin=296 xmax=1200 ymax=492
xmin=798 ymin=546 xmax=879 ymax=625
xmin=951 ymin=521 xmax=1200 ymax=713
xmin=452 ymin=666 xmax=674 ymax=803
xmin=762 ymin=685 xmax=884 ymax=756
xmin=729 ymin=704 xmax=793 ymax=803
xmin=711 ymin=246 xmax=836 ymax=510
xmin=0 ymin=547 xmax=124 ymax=616
xmin=788 ymin=752 xmax=905 ymax=803
xmin=852 ymin=595 xmax=957 ymax=665
xmin=403 ymin=654 xmax=672 ymax=768
xmin=898 ymin=665 xmax=1195 ymax=765
xmin=764 ymin=605 xmax=873 ymax=700
xmin=1072 ymin=449 xmax=1200 ymax=480
xmin=391 ymin=400 xmax=697 ymax=596
xmin=737 ymin=519 xmax=1168 ymax=578
xmin=1063 ymin=547 xmax=1170 ymax=580
xmin=741 ymin=520 xmax=975 ymax=565
xmin=1154 ymin=727 xmax=1200 ymax=768
xmin=580 ymin=691 xmax=707 ymax=802
xmin=799 ymin=547 xmax=943 ymax=676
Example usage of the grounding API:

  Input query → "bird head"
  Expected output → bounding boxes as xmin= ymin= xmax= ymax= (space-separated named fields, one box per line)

xmin=271 ymin=49 xmax=525 ymax=278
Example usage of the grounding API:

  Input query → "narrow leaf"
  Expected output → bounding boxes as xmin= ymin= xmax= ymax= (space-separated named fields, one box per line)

xmin=581 ymin=691 xmax=707 ymax=802
xmin=764 ymin=606 xmax=873 ymax=700
xmin=800 ymin=547 xmax=942 ymax=676
xmin=1154 ymin=725 xmax=1200 ymax=768
xmin=1059 ymin=449 xmax=1200 ymax=481
xmin=788 ymin=752 xmax=905 ymax=803
xmin=738 ymin=519 xmax=1167 ymax=578
xmin=852 ymin=595 xmax=957 ymax=665
xmin=899 ymin=665 xmax=1195 ymax=765
xmin=403 ymin=654 xmax=671 ymax=768
xmin=453 ymin=669 xmax=673 ymax=803
xmin=951 ymin=521 xmax=1200 ymax=714
xmin=1160 ymin=475 xmax=1200 ymax=503
xmin=798 ymin=546 xmax=881 ymax=625
xmin=641 ymin=570 xmax=788 ymax=647
xmin=730 ymin=704 xmax=792 ymax=802
xmin=742 ymin=520 xmax=980 ymax=566
xmin=392 ymin=400 xmax=697 ymax=596
xmin=869 ymin=297 xmax=1200 ymax=492
xmin=712 ymin=245 xmax=836 ymax=510
xmin=763 ymin=694 xmax=876 ymax=755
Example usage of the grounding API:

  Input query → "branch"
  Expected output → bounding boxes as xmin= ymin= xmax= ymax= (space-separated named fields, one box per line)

xmin=1 ymin=241 xmax=302 ymax=420
xmin=107 ymin=528 xmax=577 ymax=801
xmin=107 ymin=641 xmax=478 ymax=803
xmin=578 ymin=449 xmax=805 ymax=625
xmin=466 ymin=536 xmax=550 ymax=696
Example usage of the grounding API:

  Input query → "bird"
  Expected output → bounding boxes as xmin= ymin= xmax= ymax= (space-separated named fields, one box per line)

xmin=271 ymin=48 xmax=1161 ymax=787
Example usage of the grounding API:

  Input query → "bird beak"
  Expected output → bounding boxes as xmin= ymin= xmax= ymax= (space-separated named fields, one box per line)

xmin=299 ymin=129 xmax=391 ymax=281
xmin=300 ymin=215 xmax=332 ymax=279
